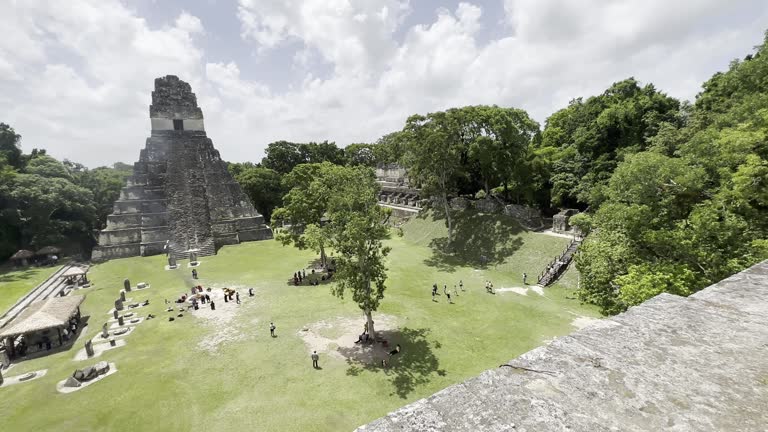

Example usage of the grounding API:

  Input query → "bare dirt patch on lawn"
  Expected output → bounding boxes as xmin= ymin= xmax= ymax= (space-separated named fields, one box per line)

xmin=297 ymin=314 xmax=400 ymax=364
xmin=191 ymin=284 xmax=255 ymax=354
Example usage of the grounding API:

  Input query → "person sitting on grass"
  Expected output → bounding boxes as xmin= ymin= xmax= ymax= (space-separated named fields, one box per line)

xmin=382 ymin=344 xmax=402 ymax=368
xmin=389 ymin=344 xmax=401 ymax=357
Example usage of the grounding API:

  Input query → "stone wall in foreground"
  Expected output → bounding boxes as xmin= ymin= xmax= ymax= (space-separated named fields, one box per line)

xmin=357 ymin=260 xmax=768 ymax=432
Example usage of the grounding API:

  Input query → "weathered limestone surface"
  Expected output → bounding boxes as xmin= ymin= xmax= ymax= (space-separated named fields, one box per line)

xmin=357 ymin=260 xmax=768 ymax=432
xmin=92 ymin=76 xmax=271 ymax=261
xmin=376 ymin=164 xmax=421 ymax=211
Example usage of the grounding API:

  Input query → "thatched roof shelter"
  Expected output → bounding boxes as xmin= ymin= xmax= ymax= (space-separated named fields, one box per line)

xmin=10 ymin=249 xmax=34 ymax=260
xmin=0 ymin=295 xmax=85 ymax=338
xmin=60 ymin=267 xmax=88 ymax=279
xmin=35 ymin=246 xmax=61 ymax=256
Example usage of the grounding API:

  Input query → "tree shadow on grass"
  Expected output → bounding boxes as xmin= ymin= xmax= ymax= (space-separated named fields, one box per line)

xmin=0 ymin=267 xmax=42 ymax=284
xmin=424 ymin=210 xmax=525 ymax=272
xmin=340 ymin=327 xmax=446 ymax=399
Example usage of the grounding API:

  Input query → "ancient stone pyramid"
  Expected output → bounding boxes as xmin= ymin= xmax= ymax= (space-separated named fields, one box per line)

xmin=92 ymin=75 xmax=272 ymax=262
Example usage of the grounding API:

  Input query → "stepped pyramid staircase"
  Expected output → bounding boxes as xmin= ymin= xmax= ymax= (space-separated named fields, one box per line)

xmin=168 ymin=238 xmax=216 ymax=260
xmin=537 ymin=236 xmax=583 ymax=287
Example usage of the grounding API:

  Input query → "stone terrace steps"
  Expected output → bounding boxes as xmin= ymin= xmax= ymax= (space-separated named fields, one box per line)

xmin=537 ymin=237 xmax=582 ymax=287
xmin=168 ymin=238 xmax=216 ymax=260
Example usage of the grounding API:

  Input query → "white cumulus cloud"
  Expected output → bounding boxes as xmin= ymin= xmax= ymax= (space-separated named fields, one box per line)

xmin=0 ymin=0 xmax=767 ymax=167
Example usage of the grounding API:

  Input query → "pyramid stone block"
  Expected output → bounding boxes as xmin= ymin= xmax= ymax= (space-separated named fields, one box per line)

xmin=92 ymin=75 xmax=272 ymax=262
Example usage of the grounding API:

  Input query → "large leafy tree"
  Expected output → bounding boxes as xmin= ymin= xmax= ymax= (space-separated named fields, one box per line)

xmin=402 ymin=105 xmax=538 ymax=247
xmin=539 ymin=78 xmax=682 ymax=208
xmin=272 ymin=162 xmax=334 ymax=266
xmin=261 ymin=141 xmax=305 ymax=174
xmin=402 ymin=111 xmax=464 ymax=248
xmin=0 ymin=123 xmax=22 ymax=170
xmin=322 ymin=164 xmax=391 ymax=340
xmin=231 ymin=165 xmax=283 ymax=223
xmin=261 ymin=140 xmax=345 ymax=174
xmin=460 ymin=105 xmax=539 ymax=199
xmin=69 ymin=162 xmax=132 ymax=229
xmin=574 ymin=32 xmax=768 ymax=313
xmin=344 ymin=143 xmax=377 ymax=167
xmin=273 ymin=163 xmax=391 ymax=338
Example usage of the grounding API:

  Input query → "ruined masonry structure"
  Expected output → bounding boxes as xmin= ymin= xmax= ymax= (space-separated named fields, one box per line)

xmin=92 ymin=76 xmax=272 ymax=262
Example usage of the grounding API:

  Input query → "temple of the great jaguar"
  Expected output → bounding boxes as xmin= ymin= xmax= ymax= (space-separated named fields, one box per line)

xmin=91 ymin=76 xmax=272 ymax=262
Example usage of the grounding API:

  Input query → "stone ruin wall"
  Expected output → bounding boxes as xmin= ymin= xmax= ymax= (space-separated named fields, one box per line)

xmin=444 ymin=197 xmax=544 ymax=228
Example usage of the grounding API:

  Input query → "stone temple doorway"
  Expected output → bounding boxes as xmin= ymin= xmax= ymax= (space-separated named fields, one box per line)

xmin=173 ymin=119 xmax=183 ymax=130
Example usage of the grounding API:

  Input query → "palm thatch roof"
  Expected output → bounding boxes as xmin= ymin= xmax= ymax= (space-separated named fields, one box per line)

xmin=0 ymin=295 xmax=85 ymax=338
xmin=35 ymin=246 xmax=61 ymax=255
xmin=60 ymin=267 xmax=87 ymax=278
xmin=10 ymin=249 xmax=34 ymax=260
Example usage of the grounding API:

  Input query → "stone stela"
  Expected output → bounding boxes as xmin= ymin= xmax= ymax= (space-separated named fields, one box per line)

xmin=92 ymin=75 xmax=272 ymax=262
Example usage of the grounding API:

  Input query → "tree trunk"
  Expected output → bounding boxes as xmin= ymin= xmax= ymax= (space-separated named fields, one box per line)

xmin=442 ymin=191 xmax=453 ymax=248
xmin=319 ymin=245 xmax=327 ymax=267
xmin=365 ymin=308 xmax=376 ymax=342
xmin=484 ymin=180 xmax=489 ymax=195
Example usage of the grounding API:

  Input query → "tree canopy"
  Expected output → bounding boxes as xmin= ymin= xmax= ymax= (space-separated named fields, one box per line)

xmin=572 ymin=32 xmax=768 ymax=313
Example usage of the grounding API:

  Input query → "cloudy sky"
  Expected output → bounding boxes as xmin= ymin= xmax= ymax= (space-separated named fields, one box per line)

xmin=1 ymin=0 xmax=767 ymax=168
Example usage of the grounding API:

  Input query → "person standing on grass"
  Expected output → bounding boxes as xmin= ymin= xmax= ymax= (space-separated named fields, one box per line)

xmin=459 ymin=280 xmax=464 ymax=291
xmin=523 ymin=272 xmax=528 ymax=285
xmin=248 ymin=287 xmax=254 ymax=297
xmin=431 ymin=286 xmax=437 ymax=302
xmin=236 ymin=292 xmax=241 ymax=304
xmin=311 ymin=351 xmax=319 ymax=369
xmin=453 ymin=284 xmax=459 ymax=296
xmin=270 ymin=322 xmax=276 ymax=337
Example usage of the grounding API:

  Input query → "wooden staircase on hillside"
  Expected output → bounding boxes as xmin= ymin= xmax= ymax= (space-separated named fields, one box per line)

xmin=537 ymin=237 xmax=583 ymax=287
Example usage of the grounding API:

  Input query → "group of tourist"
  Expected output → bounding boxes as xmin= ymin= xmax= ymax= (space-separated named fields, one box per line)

xmin=431 ymin=280 xmax=464 ymax=303
xmin=292 ymin=267 xmax=334 ymax=286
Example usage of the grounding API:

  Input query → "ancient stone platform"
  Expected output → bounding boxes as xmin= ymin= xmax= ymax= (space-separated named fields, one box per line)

xmin=92 ymin=75 xmax=272 ymax=262
xmin=357 ymin=260 xmax=768 ymax=432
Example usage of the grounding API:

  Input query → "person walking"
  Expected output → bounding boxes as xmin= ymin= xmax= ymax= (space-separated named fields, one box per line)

xmin=431 ymin=286 xmax=437 ymax=302
xmin=248 ymin=287 xmax=254 ymax=297
xmin=523 ymin=272 xmax=528 ymax=285
xmin=311 ymin=351 xmax=319 ymax=369
xmin=453 ymin=284 xmax=459 ymax=296
xmin=270 ymin=322 xmax=276 ymax=337
xmin=191 ymin=269 xmax=198 ymax=279
xmin=459 ymin=280 xmax=464 ymax=291
xmin=236 ymin=292 xmax=241 ymax=304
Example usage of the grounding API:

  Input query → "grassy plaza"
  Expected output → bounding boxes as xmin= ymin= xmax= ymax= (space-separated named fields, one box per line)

xmin=0 ymin=213 xmax=597 ymax=431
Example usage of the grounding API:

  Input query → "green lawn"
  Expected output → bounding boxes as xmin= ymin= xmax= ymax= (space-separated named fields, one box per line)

xmin=0 ymin=212 xmax=597 ymax=431
xmin=0 ymin=263 xmax=65 ymax=316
